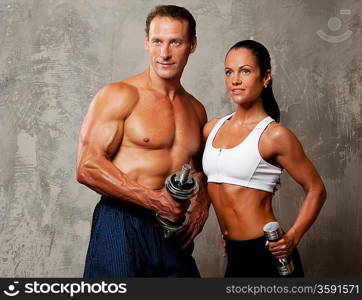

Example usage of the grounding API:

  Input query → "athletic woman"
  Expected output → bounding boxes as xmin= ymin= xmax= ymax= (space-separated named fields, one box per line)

xmin=202 ymin=40 xmax=326 ymax=277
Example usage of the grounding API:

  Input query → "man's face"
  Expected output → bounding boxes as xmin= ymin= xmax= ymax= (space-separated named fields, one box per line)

xmin=145 ymin=16 xmax=196 ymax=80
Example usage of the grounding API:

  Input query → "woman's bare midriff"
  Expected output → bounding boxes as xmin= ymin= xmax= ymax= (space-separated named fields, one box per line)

xmin=208 ymin=182 xmax=277 ymax=241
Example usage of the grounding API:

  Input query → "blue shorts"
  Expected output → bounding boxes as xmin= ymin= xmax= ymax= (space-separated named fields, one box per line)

xmin=83 ymin=196 xmax=200 ymax=278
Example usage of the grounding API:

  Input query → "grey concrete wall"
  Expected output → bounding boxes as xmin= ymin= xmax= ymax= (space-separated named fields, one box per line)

xmin=0 ymin=0 xmax=360 ymax=277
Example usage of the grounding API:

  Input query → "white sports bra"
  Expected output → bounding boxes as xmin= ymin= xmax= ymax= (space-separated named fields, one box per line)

xmin=202 ymin=113 xmax=283 ymax=193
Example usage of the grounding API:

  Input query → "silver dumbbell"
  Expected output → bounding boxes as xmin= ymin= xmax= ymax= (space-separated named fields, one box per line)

xmin=263 ymin=222 xmax=295 ymax=276
xmin=156 ymin=164 xmax=199 ymax=238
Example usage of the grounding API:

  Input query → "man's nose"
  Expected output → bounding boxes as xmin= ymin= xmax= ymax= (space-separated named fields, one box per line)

xmin=160 ymin=45 xmax=171 ymax=60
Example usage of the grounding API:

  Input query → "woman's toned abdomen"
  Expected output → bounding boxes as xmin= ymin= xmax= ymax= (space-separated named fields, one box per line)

xmin=208 ymin=183 xmax=277 ymax=240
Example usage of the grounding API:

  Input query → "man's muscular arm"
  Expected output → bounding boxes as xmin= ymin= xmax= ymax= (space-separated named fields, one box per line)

xmin=177 ymin=155 xmax=210 ymax=248
xmin=177 ymin=98 xmax=211 ymax=248
xmin=76 ymin=83 xmax=187 ymax=221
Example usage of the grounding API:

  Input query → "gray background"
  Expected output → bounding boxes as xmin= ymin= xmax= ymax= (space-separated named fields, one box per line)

xmin=0 ymin=0 xmax=361 ymax=277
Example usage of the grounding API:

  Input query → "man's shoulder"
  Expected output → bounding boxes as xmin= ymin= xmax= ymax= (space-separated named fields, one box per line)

xmin=100 ymin=81 xmax=139 ymax=102
xmin=185 ymin=92 xmax=207 ymax=125
xmin=89 ymin=81 xmax=140 ymax=119
xmin=101 ymin=80 xmax=140 ymax=106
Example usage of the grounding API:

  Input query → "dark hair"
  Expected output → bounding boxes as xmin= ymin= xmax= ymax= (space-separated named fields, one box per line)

xmin=145 ymin=5 xmax=196 ymax=41
xmin=226 ymin=40 xmax=280 ymax=122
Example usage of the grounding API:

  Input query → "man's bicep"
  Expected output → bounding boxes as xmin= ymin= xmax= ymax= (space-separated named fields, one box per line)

xmin=78 ymin=84 xmax=135 ymax=159
xmin=79 ymin=114 xmax=124 ymax=159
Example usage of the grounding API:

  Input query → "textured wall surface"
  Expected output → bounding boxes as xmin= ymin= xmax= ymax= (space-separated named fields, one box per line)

xmin=0 ymin=0 xmax=361 ymax=277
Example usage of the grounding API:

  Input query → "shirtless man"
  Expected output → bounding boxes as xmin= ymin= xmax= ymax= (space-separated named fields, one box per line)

xmin=76 ymin=5 xmax=209 ymax=277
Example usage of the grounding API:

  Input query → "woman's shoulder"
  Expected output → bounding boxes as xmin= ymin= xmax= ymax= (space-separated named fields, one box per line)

xmin=263 ymin=121 xmax=301 ymax=152
xmin=265 ymin=122 xmax=297 ymax=140
xmin=203 ymin=118 xmax=221 ymax=139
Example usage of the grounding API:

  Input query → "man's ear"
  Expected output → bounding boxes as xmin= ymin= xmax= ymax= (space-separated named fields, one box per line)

xmin=144 ymin=34 xmax=149 ymax=51
xmin=190 ymin=36 xmax=197 ymax=54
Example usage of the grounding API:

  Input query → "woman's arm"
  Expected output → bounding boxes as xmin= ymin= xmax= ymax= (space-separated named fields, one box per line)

xmin=264 ymin=124 xmax=327 ymax=259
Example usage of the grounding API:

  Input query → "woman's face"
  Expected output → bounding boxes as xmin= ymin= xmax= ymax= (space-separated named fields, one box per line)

xmin=224 ymin=47 xmax=270 ymax=105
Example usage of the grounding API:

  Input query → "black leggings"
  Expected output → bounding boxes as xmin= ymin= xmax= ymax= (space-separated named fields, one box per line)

xmin=225 ymin=236 xmax=304 ymax=278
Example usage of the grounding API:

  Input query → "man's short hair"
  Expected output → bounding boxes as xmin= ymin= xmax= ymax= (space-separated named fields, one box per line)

xmin=145 ymin=5 xmax=196 ymax=41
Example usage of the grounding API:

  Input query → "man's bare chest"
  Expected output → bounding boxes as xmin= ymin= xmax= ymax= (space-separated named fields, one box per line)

xmin=123 ymin=98 xmax=201 ymax=153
